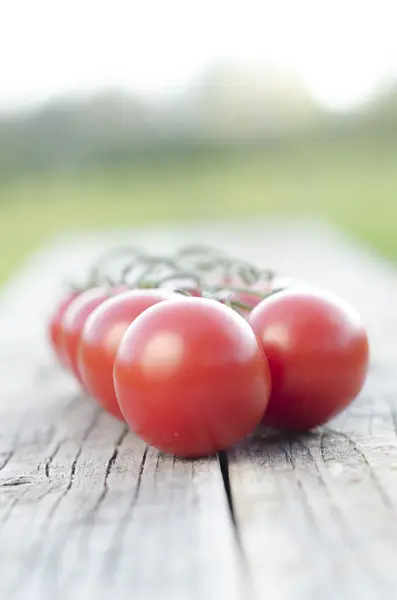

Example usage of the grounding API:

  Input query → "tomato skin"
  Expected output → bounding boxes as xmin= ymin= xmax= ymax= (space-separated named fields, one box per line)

xmin=49 ymin=291 xmax=79 ymax=366
xmin=114 ymin=297 xmax=271 ymax=457
xmin=79 ymin=289 xmax=177 ymax=419
xmin=248 ymin=289 xmax=369 ymax=431
xmin=61 ymin=287 xmax=124 ymax=383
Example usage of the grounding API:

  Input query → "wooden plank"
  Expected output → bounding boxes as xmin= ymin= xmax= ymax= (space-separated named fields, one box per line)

xmin=0 ymin=219 xmax=396 ymax=599
xmin=225 ymin=223 xmax=397 ymax=600
xmin=0 ymin=233 xmax=245 ymax=600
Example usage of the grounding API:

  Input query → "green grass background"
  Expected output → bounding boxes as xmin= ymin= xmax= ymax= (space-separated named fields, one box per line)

xmin=0 ymin=141 xmax=395 ymax=284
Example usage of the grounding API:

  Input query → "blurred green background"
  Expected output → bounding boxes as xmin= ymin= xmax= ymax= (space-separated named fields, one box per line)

xmin=1 ymin=1 xmax=396 ymax=284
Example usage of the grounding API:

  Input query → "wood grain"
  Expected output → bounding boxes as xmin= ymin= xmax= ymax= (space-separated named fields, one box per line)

xmin=225 ymin=222 xmax=397 ymax=600
xmin=0 ymin=219 xmax=396 ymax=599
xmin=0 ymin=232 xmax=245 ymax=600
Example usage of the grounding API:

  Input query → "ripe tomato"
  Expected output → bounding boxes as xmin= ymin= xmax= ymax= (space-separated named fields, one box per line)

xmin=249 ymin=289 xmax=369 ymax=431
xmin=49 ymin=291 xmax=79 ymax=366
xmin=61 ymin=287 xmax=124 ymax=383
xmin=79 ymin=289 xmax=176 ymax=420
xmin=114 ymin=297 xmax=271 ymax=457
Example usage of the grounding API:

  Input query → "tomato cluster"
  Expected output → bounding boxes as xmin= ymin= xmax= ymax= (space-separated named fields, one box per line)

xmin=48 ymin=245 xmax=369 ymax=457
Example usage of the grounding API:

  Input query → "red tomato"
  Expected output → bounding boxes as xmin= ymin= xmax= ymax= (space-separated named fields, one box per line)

xmin=61 ymin=287 xmax=124 ymax=383
xmin=79 ymin=289 xmax=176 ymax=420
xmin=249 ymin=289 xmax=369 ymax=431
xmin=49 ymin=291 xmax=79 ymax=366
xmin=114 ymin=297 xmax=271 ymax=457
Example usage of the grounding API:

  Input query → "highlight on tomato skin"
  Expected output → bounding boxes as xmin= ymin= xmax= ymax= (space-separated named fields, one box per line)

xmin=78 ymin=289 xmax=178 ymax=420
xmin=48 ymin=291 xmax=79 ymax=367
xmin=61 ymin=286 xmax=125 ymax=384
xmin=114 ymin=297 xmax=272 ymax=458
xmin=248 ymin=289 xmax=369 ymax=431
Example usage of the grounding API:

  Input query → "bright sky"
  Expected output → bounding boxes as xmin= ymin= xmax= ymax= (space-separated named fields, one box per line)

xmin=0 ymin=0 xmax=396 ymax=113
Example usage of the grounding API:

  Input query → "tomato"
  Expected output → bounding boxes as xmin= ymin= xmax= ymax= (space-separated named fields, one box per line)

xmin=248 ymin=289 xmax=369 ymax=431
xmin=114 ymin=297 xmax=271 ymax=457
xmin=61 ymin=287 xmax=124 ymax=383
xmin=49 ymin=291 xmax=79 ymax=366
xmin=79 ymin=289 xmax=176 ymax=419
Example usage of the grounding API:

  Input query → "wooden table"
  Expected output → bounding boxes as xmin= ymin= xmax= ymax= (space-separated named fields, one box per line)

xmin=1 ymin=219 xmax=396 ymax=600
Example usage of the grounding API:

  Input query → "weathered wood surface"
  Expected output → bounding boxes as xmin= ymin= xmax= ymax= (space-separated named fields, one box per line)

xmin=0 ymin=219 xmax=396 ymax=600
xmin=225 ymin=222 xmax=397 ymax=600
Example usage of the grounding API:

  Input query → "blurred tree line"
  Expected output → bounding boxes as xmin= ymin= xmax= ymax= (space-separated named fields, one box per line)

xmin=0 ymin=62 xmax=396 ymax=177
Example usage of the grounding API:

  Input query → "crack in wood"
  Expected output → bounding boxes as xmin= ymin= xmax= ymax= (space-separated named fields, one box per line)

xmin=218 ymin=451 xmax=236 ymax=526
xmin=102 ymin=445 xmax=148 ymax=581
xmin=283 ymin=440 xmax=320 ymax=532
xmin=44 ymin=442 xmax=62 ymax=479
xmin=46 ymin=409 xmax=101 ymax=523
xmin=294 ymin=435 xmax=358 ymax=550
xmin=0 ymin=450 xmax=14 ymax=473
xmin=87 ymin=426 xmax=130 ymax=519
xmin=217 ymin=449 xmax=254 ymax=596
xmin=324 ymin=428 xmax=395 ymax=512
xmin=0 ymin=476 xmax=32 ymax=487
